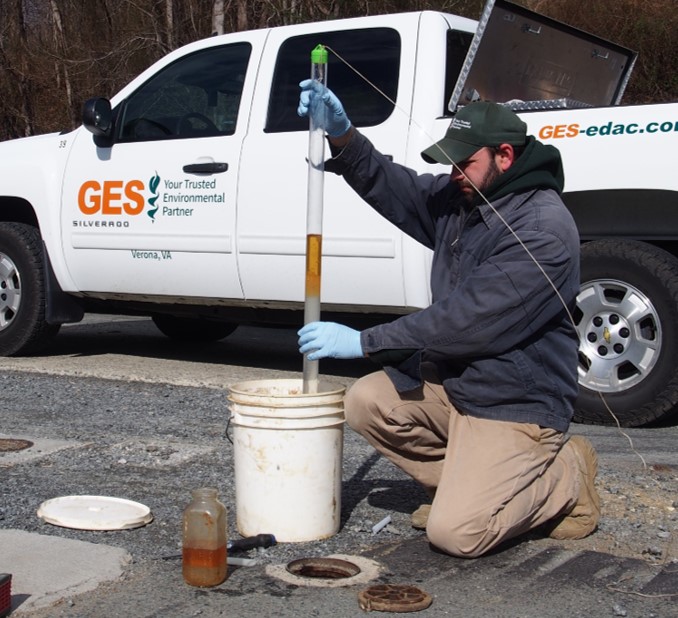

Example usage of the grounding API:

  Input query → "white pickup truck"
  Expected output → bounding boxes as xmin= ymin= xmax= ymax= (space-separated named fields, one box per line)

xmin=0 ymin=0 xmax=676 ymax=427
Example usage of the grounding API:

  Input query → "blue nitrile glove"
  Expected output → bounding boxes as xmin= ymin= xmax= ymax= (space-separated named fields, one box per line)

xmin=298 ymin=322 xmax=363 ymax=360
xmin=298 ymin=79 xmax=351 ymax=138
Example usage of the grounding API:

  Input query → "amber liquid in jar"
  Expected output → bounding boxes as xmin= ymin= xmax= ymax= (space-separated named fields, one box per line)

xmin=182 ymin=545 xmax=227 ymax=587
xmin=182 ymin=488 xmax=228 ymax=587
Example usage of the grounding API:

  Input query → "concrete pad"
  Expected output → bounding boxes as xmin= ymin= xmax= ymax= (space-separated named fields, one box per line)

xmin=104 ymin=438 xmax=215 ymax=468
xmin=0 ymin=434 xmax=83 ymax=467
xmin=0 ymin=529 xmax=131 ymax=614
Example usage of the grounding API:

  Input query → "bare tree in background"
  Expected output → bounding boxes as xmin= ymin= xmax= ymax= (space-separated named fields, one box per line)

xmin=48 ymin=0 xmax=76 ymax=125
xmin=0 ymin=0 xmax=674 ymax=141
xmin=212 ymin=0 xmax=225 ymax=34
xmin=237 ymin=0 xmax=249 ymax=30
xmin=0 ymin=0 xmax=35 ymax=137
xmin=165 ymin=0 xmax=175 ymax=49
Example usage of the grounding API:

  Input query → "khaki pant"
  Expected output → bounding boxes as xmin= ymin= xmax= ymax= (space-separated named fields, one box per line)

xmin=344 ymin=368 xmax=581 ymax=558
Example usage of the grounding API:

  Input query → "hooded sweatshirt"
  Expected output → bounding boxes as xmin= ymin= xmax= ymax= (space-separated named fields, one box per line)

xmin=477 ymin=136 xmax=564 ymax=203
xmin=326 ymin=130 xmax=580 ymax=433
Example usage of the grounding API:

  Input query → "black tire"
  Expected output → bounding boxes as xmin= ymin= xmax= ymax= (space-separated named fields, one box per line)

xmin=152 ymin=314 xmax=237 ymax=342
xmin=574 ymin=239 xmax=678 ymax=427
xmin=0 ymin=222 xmax=60 ymax=356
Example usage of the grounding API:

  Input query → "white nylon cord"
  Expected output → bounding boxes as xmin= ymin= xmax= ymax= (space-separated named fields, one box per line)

xmin=325 ymin=45 xmax=646 ymax=468
xmin=325 ymin=47 xmax=574 ymax=324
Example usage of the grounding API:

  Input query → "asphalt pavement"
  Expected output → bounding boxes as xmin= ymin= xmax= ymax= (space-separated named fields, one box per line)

xmin=1 ymin=317 xmax=676 ymax=617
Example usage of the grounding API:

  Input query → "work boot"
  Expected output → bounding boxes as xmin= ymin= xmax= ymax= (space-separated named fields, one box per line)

xmin=547 ymin=435 xmax=601 ymax=540
xmin=411 ymin=504 xmax=431 ymax=530
xmin=411 ymin=487 xmax=436 ymax=530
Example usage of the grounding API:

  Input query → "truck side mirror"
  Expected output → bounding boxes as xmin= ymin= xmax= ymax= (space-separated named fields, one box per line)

xmin=82 ymin=97 xmax=113 ymax=137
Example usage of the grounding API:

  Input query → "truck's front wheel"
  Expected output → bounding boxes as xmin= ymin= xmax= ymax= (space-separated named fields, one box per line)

xmin=574 ymin=239 xmax=678 ymax=427
xmin=0 ymin=222 xmax=60 ymax=356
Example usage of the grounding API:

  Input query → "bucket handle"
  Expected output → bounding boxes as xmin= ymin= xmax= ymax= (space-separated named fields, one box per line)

xmin=225 ymin=414 xmax=234 ymax=445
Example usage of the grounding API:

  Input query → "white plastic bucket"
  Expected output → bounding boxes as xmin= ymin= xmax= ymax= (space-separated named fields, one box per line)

xmin=228 ymin=379 xmax=345 ymax=542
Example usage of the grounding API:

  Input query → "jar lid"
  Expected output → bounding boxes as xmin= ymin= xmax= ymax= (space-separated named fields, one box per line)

xmin=37 ymin=495 xmax=153 ymax=530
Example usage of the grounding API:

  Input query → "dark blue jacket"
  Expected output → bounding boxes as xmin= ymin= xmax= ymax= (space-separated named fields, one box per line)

xmin=328 ymin=130 xmax=580 ymax=433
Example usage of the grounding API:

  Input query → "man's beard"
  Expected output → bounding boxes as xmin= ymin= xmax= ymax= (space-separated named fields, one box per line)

xmin=458 ymin=160 xmax=502 ymax=204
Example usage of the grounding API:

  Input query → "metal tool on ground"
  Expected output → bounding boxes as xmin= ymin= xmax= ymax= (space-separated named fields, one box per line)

xmin=227 ymin=534 xmax=277 ymax=552
xmin=302 ymin=44 xmax=329 ymax=394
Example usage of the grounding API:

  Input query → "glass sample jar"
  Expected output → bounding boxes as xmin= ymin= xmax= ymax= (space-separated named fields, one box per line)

xmin=182 ymin=487 xmax=227 ymax=587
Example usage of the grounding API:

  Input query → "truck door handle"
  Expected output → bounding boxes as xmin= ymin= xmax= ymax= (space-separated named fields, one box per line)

xmin=182 ymin=162 xmax=229 ymax=174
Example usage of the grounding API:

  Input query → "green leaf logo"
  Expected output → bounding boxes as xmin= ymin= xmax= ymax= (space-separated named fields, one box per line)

xmin=148 ymin=172 xmax=160 ymax=221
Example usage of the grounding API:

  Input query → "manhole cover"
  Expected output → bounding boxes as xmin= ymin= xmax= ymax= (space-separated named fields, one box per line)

xmin=358 ymin=584 xmax=433 ymax=613
xmin=0 ymin=438 xmax=34 ymax=453
xmin=286 ymin=557 xmax=361 ymax=580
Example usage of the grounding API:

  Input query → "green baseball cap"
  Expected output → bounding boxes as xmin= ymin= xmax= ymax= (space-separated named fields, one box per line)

xmin=421 ymin=101 xmax=527 ymax=164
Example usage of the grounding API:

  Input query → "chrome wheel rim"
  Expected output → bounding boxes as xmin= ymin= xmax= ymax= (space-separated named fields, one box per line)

xmin=575 ymin=279 xmax=661 ymax=393
xmin=0 ymin=252 xmax=21 ymax=331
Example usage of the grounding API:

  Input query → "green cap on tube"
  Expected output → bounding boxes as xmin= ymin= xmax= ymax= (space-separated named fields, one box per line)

xmin=311 ymin=44 xmax=328 ymax=64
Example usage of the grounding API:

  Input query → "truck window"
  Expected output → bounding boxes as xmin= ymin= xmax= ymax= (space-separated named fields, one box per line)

xmin=266 ymin=28 xmax=401 ymax=133
xmin=444 ymin=30 xmax=473 ymax=117
xmin=116 ymin=43 xmax=252 ymax=143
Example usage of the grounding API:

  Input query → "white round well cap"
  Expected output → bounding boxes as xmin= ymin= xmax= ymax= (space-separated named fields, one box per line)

xmin=37 ymin=495 xmax=153 ymax=530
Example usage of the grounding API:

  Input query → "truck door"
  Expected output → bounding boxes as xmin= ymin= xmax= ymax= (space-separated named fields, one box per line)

xmin=237 ymin=16 xmax=420 ymax=311
xmin=61 ymin=37 xmax=262 ymax=300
